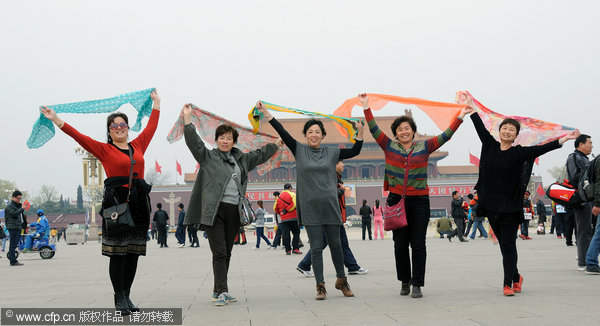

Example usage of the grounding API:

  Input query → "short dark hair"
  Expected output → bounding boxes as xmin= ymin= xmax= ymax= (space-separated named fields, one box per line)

xmin=302 ymin=119 xmax=326 ymax=137
xmin=452 ymin=190 xmax=459 ymax=196
xmin=524 ymin=190 xmax=531 ymax=195
xmin=273 ymin=191 xmax=280 ymax=197
xmin=499 ymin=118 xmax=521 ymax=136
xmin=575 ymin=134 xmax=591 ymax=149
xmin=12 ymin=190 xmax=22 ymax=198
xmin=157 ymin=203 xmax=162 ymax=209
xmin=106 ymin=112 xmax=129 ymax=143
xmin=215 ymin=124 xmax=239 ymax=143
xmin=178 ymin=203 xmax=184 ymax=209
xmin=284 ymin=183 xmax=293 ymax=190
xmin=391 ymin=116 xmax=417 ymax=139
xmin=257 ymin=200 xmax=263 ymax=207
xmin=467 ymin=193 xmax=474 ymax=200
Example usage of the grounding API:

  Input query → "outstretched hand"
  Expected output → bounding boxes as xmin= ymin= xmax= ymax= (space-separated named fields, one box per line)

xmin=182 ymin=104 xmax=193 ymax=125
xmin=255 ymin=101 xmax=273 ymax=120
xmin=150 ymin=90 xmax=161 ymax=109
xmin=40 ymin=106 xmax=57 ymax=120
xmin=358 ymin=93 xmax=369 ymax=109
xmin=559 ymin=129 xmax=581 ymax=145
xmin=458 ymin=98 xmax=474 ymax=119
xmin=355 ymin=120 xmax=364 ymax=140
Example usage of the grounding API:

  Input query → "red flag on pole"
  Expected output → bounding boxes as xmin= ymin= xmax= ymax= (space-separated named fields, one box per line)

xmin=155 ymin=160 xmax=162 ymax=174
xmin=469 ymin=153 xmax=480 ymax=167
xmin=194 ymin=163 xmax=200 ymax=174
xmin=23 ymin=199 xmax=31 ymax=211
xmin=534 ymin=157 xmax=540 ymax=165
xmin=536 ymin=184 xmax=545 ymax=197
xmin=176 ymin=160 xmax=182 ymax=176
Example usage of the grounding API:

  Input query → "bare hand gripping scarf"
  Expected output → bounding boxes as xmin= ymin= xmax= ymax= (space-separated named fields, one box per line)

xmin=27 ymin=88 xmax=156 ymax=149
xmin=166 ymin=105 xmax=293 ymax=176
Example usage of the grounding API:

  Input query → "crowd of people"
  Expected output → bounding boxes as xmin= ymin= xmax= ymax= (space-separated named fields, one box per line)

xmin=5 ymin=92 xmax=598 ymax=313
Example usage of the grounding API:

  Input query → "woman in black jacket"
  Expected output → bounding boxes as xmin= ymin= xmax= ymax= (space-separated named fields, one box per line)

xmin=470 ymin=112 xmax=578 ymax=296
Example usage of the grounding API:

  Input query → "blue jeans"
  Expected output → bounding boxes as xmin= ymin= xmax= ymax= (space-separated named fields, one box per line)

xmin=520 ymin=220 xmax=529 ymax=237
xmin=585 ymin=218 xmax=600 ymax=267
xmin=175 ymin=226 xmax=186 ymax=244
xmin=297 ymin=225 xmax=360 ymax=272
xmin=469 ymin=220 xmax=488 ymax=239
xmin=255 ymin=227 xmax=271 ymax=248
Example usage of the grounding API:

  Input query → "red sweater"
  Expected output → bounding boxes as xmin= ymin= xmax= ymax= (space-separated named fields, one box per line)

xmin=60 ymin=109 xmax=160 ymax=180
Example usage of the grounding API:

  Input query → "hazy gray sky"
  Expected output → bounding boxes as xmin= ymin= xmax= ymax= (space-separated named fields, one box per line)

xmin=1 ymin=0 xmax=598 ymax=200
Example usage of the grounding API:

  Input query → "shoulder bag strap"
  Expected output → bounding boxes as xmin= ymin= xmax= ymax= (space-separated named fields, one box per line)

xmin=126 ymin=144 xmax=135 ymax=202
xmin=402 ymin=147 xmax=415 ymax=198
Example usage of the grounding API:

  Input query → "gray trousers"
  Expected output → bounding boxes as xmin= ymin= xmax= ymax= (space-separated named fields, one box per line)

xmin=574 ymin=202 xmax=593 ymax=267
xmin=305 ymin=224 xmax=345 ymax=284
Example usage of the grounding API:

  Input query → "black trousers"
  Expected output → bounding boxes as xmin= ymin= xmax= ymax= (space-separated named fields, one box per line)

xmin=361 ymin=217 xmax=372 ymax=240
xmin=392 ymin=196 xmax=430 ymax=287
xmin=564 ymin=209 xmax=576 ymax=245
xmin=187 ymin=227 xmax=199 ymax=246
xmin=490 ymin=221 xmax=521 ymax=287
xmin=204 ymin=202 xmax=240 ymax=295
xmin=449 ymin=217 xmax=466 ymax=241
xmin=157 ymin=225 xmax=168 ymax=247
xmin=279 ymin=220 xmax=300 ymax=252
xmin=573 ymin=202 xmax=593 ymax=267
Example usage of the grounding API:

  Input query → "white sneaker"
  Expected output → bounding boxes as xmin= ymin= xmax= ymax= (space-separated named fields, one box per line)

xmin=577 ymin=266 xmax=586 ymax=271
xmin=349 ymin=268 xmax=368 ymax=275
xmin=296 ymin=267 xmax=314 ymax=277
xmin=252 ymin=247 xmax=259 ymax=250
xmin=178 ymin=244 xmax=185 ymax=248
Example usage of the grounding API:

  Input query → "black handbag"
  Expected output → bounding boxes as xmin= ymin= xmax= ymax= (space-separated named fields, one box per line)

xmin=0 ymin=226 xmax=6 ymax=239
xmin=102 ymin=145 xmax=136 ymax=235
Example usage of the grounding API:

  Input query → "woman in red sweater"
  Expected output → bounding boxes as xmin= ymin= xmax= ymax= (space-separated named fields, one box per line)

xmin=41 ymin=90 xmax=160 ymax=315
xmin=360 ymin=93 xmax=472 ymax=298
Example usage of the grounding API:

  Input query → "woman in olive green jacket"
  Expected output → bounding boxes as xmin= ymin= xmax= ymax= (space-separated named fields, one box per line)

xmin=181 ymin=104 xmax=281 ymax=306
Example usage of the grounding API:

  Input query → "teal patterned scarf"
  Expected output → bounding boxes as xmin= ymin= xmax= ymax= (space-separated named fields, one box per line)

xmin=27 ymin=88 xmax=155 ymax=149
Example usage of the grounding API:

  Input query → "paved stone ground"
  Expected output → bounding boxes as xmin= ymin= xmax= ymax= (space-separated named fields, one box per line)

xmin=2 ymin=225 xmax=599 ymax=326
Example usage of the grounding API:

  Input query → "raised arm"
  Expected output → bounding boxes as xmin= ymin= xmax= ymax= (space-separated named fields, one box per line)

xmin=470 ymin=112 xmax=496 ymax=146
xmin=339 ymin=119 xmax=364 ymax=159
xmin=521 ymin=129 xmax=579 ymax=161
xmin=426 ymin=104 xmax=472 ymax=153
xmin=359 ymin=94 xmax=390 ymax=150
xmin=41 ymin=106 xmax=108 ymax=159
xmin=131 ymin=90 xmax=160 ymax=152
xmin=243 ymin=139 xmax=281 ymax=172
xmin=182 ymin=104 xmax=210 ymax=163
xmin=256 ymin=101 xmax=298 ymax=154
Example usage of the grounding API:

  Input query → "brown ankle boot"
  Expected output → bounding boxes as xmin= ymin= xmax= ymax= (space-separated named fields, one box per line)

xmin=315 ymin=283 xmax=327 ymax=300
xmin=335 ymin=277 xmax=354 ymax=297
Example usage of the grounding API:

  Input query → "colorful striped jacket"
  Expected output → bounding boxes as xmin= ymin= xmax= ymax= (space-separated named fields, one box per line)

xmin=364 ymin=108 xmax=463 ymax=196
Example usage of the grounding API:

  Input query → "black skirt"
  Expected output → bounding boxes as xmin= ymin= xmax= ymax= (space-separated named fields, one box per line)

xmin=101 ymin=177 xmax=152 ymax=257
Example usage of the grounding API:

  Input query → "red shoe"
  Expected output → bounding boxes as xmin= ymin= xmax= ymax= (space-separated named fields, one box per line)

xmin=513 ymin=275 xmax=523 ymax=293
xmin=557 ymin=236 xmax=563 ymax=239
xmin=503 ymin=285 xmax=515 ymax=296
xmin=292 ymin=249 xmax=303 ymax=255
xmin=519 ymin=234 xmax=526 ymax=240
xmin=525 ymin=236 xmax=532 ymax=240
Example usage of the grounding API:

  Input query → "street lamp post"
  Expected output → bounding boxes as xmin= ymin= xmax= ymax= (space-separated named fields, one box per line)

xmin=75 ymin=146 xmax=103 ymax=241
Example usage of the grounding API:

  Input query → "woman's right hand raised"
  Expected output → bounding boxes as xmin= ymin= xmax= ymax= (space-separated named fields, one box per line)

xmin=182 ymin=104 xmax=193 ymax=125
xmin=40 ymin=106 xmax=57 ymax=121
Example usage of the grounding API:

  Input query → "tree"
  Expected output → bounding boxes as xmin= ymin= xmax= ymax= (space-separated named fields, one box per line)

xmin=37 ymin=184 xmax=58 ymax=204
xmin=77 ymin=185 xmax=83 ymax=209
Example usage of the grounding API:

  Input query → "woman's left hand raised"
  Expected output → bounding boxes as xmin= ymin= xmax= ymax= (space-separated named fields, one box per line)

xmin=355 ymin=120 xmax=364 ymax=141
xmin=458 ymin=99 xmax=474 ymax=119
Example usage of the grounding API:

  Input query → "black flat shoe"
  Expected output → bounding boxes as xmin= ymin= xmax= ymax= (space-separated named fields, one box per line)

xmin=400 ymin=282 xmax=410 ymax=296
xmin=411 ymin=286 xmax=423 ymax=298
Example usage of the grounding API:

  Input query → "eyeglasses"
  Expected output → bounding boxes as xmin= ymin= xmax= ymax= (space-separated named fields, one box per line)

xmin=109 ymin=122 xmax=129 ymax=130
